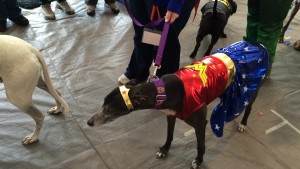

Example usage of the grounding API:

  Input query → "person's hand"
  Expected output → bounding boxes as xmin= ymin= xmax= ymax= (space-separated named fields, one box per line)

xmin=165 ymin=11 xmax=179 ymax=23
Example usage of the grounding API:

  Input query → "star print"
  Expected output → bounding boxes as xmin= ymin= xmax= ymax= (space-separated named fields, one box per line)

xmin=122 ymin=90 xmax=126 ymax=94
xmin=215 ymin=124 xmax=220 ymax=130
xmin=242 ymin=73 xmax=246 ymax=79
xmin=258 ymin=58 xmax=262 ymax=63
xmin=234 ymin=113 xmax=239 ymax=116
xmin=244 ymin=47 xmax=249 ymax=51
xmin=244 ymin=101 xmax=249 ymax=106
xmin=243 ymin=86 xmax=248 ymax=92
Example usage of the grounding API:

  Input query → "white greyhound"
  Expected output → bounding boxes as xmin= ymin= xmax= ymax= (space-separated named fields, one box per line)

xmin=0 ymin=35 xmax=69 ymax=144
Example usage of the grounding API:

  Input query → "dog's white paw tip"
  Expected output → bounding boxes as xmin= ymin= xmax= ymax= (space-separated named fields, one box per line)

xmin=238 ymin=124 xmax=246 ymax=133
xmin=191 ymin=159 xmax=202 ymax=169
xmin=22 ymin=134 xmax=38 ymax=144
xmin=48 ymin=106 xmax=61 ymax=114
xmin=156 ymin=151 xmax=166 ymax=158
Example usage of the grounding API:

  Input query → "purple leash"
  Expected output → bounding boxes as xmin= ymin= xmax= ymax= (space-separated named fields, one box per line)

xmin=123 ymin=0 xmax=169 ymax=108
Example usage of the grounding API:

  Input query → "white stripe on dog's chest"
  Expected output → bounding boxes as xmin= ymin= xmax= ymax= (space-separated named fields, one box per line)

xmin=161 ymin=109 xmax=177 ymax=116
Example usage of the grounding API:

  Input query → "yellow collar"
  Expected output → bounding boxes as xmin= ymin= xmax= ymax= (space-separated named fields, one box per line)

xmin=119 ymin=85 xmax=134 ymax=110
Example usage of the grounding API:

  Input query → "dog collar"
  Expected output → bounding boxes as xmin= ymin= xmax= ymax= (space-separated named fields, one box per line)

xmin=153 ymin=80 xmax=167 ymax=109
xmin=119 ymin=85 xmax=134 ymax=111
xmin=211 ymin=53 xmax=236 ymax=89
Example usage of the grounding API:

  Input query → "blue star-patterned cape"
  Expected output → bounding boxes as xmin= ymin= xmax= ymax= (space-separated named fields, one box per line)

xmin=210 ymin=41 xmax=269 ymax=137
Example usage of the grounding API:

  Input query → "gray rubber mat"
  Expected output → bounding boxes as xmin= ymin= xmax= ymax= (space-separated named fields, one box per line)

xmin=0 ymin=0 xmax=299 ymax=169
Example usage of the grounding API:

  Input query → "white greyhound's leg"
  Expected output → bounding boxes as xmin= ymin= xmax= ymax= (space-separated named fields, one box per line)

xmin=5 ymin=88 xmax=45 ymax=144
xmin=36 ymin=76 xmax=63 ymax=114
xmin=4 ymin=65 xmax=45 ymax=144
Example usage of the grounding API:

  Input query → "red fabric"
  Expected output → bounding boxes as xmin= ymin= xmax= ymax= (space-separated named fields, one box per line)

xmin=193 ymin=0 xmax=201 ymax=21
xmin=175 ymin=56 xmax=228 ymax=120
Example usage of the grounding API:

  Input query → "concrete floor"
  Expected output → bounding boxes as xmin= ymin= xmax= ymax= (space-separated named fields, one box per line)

xmin=0 ymin=0 xmax=299 ymax=169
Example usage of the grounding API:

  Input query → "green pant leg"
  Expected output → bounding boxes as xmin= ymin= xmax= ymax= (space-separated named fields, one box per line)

xmin=257 ymin=0 xmax=293 ymax=64
xmin=243 ymin=0 xmax=260 ymax=42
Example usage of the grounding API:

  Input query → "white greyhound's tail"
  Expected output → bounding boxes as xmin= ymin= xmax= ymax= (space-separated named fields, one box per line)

xmin=32 ymin=47 xmax=70 ymax=115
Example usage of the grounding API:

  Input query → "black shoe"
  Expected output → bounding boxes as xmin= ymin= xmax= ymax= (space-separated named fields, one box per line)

xmin=0 ymin=20 xmax=7 ymax=32
xmin=9 ymin=15 xmax=29 ymax=26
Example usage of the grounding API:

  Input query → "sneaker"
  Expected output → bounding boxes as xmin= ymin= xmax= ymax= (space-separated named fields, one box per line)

xmin=294 ymin=40 xmax=300 ymax=51
xmin=9 ymin=15 xmax=29 ymax=26
xmin=105 ymin=3 xmax=120 ymax=14
xmin=118 ymin=74 xmax=130 ymax=85
xmin=86 ymin=5 xmax=96 ymax=16
xmin=41 ymin=4 xmax=56 ymax=20
xmin=56 ymin=1 xmax=75 ymax=15
xmin=0 ymin=20 xmax=6 ymax=32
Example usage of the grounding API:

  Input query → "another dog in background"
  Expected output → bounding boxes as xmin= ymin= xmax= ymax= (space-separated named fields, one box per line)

xmin=0 ymin=35 xmax=69 ymax=144
xmin=279 ymin=0 xmax=299 ymax=43
xmin=87 ymin=41 xmax=269 ymax=169
xmin=190 ymin=0 xmax=237 ymax=58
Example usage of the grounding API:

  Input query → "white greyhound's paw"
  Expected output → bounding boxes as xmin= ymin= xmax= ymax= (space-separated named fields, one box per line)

xmin=22 ymin=133 xmax=38 ymax=144
xmin=191 ymin=159 xmax=202 ymax=169
xmin=156 ymin=150 xmax=167 ymax=158
xmin=48 ymin=106 xmax=62 ymax=114
xmin=238 ymin=124 xmax=246 ymax=133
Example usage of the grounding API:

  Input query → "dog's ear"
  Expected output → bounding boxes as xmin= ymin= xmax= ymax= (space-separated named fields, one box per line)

xmin=132 ymin=95 xmax=148 ymax=107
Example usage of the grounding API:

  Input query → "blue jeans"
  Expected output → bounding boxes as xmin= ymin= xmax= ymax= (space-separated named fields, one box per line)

xmin=0 ymin=0 xmax=22 ymax=20
xmin=124 ymin=0 xmax=196 ymax=81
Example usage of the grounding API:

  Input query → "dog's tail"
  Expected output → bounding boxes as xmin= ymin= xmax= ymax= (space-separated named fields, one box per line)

xmin=32 ymin=47 xmax=70 ymax=116
xmin=213 ymin=0 xmax=218 ymax=17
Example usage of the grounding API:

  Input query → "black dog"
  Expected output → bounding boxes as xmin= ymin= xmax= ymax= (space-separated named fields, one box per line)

xmin=88 ymin=41 xmax=269 ymax=169
xmin=190 ymin=0 xmax=237 ymax=58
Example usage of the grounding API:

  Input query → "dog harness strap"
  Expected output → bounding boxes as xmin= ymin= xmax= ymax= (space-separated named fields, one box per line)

xmin=119 ymin=85 xmax=134 ymax=111
xmin=153 ymin=80 xmax=167 ymax=109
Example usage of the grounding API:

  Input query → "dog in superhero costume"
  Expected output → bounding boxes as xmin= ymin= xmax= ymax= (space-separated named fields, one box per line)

xmin=87 ymin=41 xmax=270 ymax=169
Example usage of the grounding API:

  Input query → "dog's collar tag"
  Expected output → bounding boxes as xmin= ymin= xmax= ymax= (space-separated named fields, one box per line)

xmin=119 ymin=85 xmax=134 ymax=111
xmin=153 ymin=80 xmax=167 ymax=109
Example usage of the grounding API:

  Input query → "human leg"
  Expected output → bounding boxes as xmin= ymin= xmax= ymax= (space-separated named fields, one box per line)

xmin=85 ymin=0 xmax=98 ymax=16
xmin=0 ymin=1 xmax=8 ymax=31
xmin=156 ymin=0 xmax=196 ymax=77
xmin=4 ymin=0 xmax=29 ymax=27
xmin=257 ymin=0 xmax=293 ymax=64
xmin=56 ymin=0 xmax=75 ymax=15
xmin=40 ymin=0 xmax=56 ymax=20
xmin=104 ymin=0 xmax=120 ymax=14
xmin=243 ymin=0 xmax=260 ymax=42
xmin=119 ymin=0 xmax=154 ymax=83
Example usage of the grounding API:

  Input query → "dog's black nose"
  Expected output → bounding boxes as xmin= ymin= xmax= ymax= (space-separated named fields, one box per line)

xmin=87 ymin=118 xmax=94 ymax=126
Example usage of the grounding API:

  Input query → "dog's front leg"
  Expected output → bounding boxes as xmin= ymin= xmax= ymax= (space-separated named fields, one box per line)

xmin=238 ymin=88 xmax=259 ymax=133
xmin=185 ymin=106 xmax=207 ymax=169
xmin=156 ymin=115 xmax=176 ymax=158
xmin=191 ymin=119 xmax=208 ymax=169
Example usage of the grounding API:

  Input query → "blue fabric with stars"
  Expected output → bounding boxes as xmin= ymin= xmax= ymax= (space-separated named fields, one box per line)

xmin=210 ymin=41 xmax=269 ymax=137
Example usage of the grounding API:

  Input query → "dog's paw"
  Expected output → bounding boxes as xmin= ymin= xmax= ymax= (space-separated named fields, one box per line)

xmin=221 ymin=33 xmax=227 ymax=38
xmin=190 ymin=52 xmax=197 ymax=58
xmin=48 ymin=106 xmax=62 ymax=115
xmin=22 ymin=133 xmax=38 ymax=144
xmin=237 ymin=124 xmax=246 ymax=133
xmin=191 ymin=159 xmax=202 ymax=169
xmin=156 ymin=149 xmax=167 ymax=158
